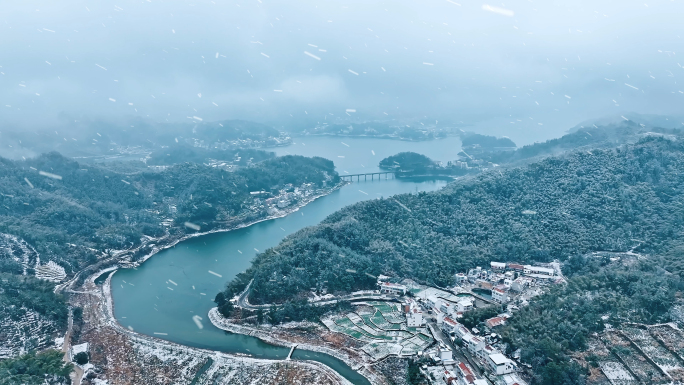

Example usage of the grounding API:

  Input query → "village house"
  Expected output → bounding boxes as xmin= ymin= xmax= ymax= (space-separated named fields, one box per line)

xmin=455 ymin=323 xmax=471 ymax=340
xmin=378 ymin=282 xmax=407 ymax=295
xmin=438 ymin=343 xmax=453 ymax=362
xmin=456 ymin=362 xmax=488 ymax=385
xmin=440 ymin=301 xmax=456 ymax=317
xmin=463 ymin=334 xmax=485 ymax=355
xmin=492 ymin=287 xmax=509 ymax=303
xmin=477 ymin=344 xmax=500 ymax=361
xmin=490 ymin=262 xmax=506 ymax=272
xmin=507 ymin=263 xmax=525 ymax=273
xmin=442 ymin=316 xmax=460 ymax=335
xmin=457 ymin=298 xmax=474 ymax=312
xmin=510 ymin=277 xmax=531 ymax=292
xmin=476 ymin=279 xmax=494 ymax=290
xmin=405 ymin=302 xmax=425 ymax=327
xmin=443 ymin=369 xmax=458 ymax=385
xmin=485 ymin=316 xmax=507 ymax=329
xmin=425 ymin=295 xmax=442 ymax=310
xmin=455 ymin=272 xmax=468 ymax=284
xmin=523 ymin=265 xmax=555 ymax=277
xmin=486 ymin=353 xmax=517 ymax=375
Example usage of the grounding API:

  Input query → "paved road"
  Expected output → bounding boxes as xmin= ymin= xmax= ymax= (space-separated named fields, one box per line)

xmin=428 ymin=320 xmax=487 ymax=379
xmin=236 ymin=279 xmax=397 ymax=310
xmin=61 ymin=308 xmax=84 ymax=385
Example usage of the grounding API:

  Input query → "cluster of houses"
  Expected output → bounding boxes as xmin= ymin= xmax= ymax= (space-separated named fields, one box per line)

xmin=441 ymin=317 xmax=518 ymax=374
xmin=373 ymin=267 xmax=559 ymax=385
xmin=397 ymin=294 xmax=525 ymax=384
xmin=249 ymin=183 xmax=319 ymax=214
xmin=455 ymin=262 xmax=558 ymax=304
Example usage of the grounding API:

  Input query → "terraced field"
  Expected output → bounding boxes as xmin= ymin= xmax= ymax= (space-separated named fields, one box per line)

xmin=321 ymin=301 xmax=434 ymax=360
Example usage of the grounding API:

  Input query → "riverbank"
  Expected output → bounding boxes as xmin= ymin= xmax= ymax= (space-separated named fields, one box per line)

xmin=208 ymin=308 xmax=386 ymax=385
xmin=74 ymin=180 xmax=374 ymax=383
xmin=130 ymin=180 xmax=349 ymax=268
xmin=293 ymin=132 xmax=456 ymax=142
xmin=55 ymin=180 xmax=348 ymax=294
xmin=64 ymin=269 xmax=352 ymax=385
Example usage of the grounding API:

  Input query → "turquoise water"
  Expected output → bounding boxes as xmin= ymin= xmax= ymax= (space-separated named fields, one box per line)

xmin=111 ymin=136 xmax=462 ymax=384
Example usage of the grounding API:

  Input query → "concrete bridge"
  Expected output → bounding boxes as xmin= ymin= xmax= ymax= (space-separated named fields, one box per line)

xmin=340 ymin=172 xmax=396 ymax=182
xmin=286 ymin=344 xmax=297 ymax=360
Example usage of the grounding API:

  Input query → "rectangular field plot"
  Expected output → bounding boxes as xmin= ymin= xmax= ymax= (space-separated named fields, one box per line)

xmin=651 ymin=325 xmax=684 ymax=363
xmin=622 ymin=327 xmax=683 ymax=377
xmin=599 ymin=361 xmax=637 ymax=385
xmin=361 ymin=342 xmax=404 ymax=361
xmin=321 ymin=302 xmax=435 ymax=361
xmin=605 ymin=332 xmax=669 ymax=384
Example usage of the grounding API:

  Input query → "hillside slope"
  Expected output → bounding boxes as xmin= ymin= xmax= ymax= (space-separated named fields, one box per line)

xmin=225 ymin=137 xmax=684 ymax=305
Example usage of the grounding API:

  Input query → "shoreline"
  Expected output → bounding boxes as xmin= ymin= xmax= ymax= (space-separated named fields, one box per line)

xmin=124 ymin=180 xmax=348 ymax=268
xmin=93 ymin=180 xmax=376 ymax=384
xmin=54 ymin=180 xmax=347 ymax=294
xmin=208 ymin=308 xmax=384 ymax=385
xmin=290 ymin=132 xmax=457 ymax=143
xmin=95 ymin=273 xmax=353 ymax=385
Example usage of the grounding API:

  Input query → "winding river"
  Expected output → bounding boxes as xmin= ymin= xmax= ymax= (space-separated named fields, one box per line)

xmin=111 ymin=136 xmax=461 ymax=384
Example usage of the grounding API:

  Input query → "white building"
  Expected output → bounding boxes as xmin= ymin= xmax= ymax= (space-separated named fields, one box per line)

xmin=438 ymin=344 xmax=453 ymax=361
xmin=492 ymin=287 xmax=509 ymax=303
xmin=406 ymin=306 xmax=425 ymax=327
xmin=487 ymin=353 xmax=516 ymax=375
xmin=457 ymin=298 xmax=474 ymax=312
xmin=510 ymin=277 xmax=529 ymax=292
xmin=442 ymin=316 xmax=460 ymax=335
xmin=442 ymin=369 xmax=458 ymax=384
xmin=378 ymin=282 xmax=407 ymax=295
xmin=523 ymin=265 xmax=554 ymax=276
xmin=490 ymin=262 xmax=506 ymax=271
xmin=440 ymin=302 xmax=456 ymax=317
xmin=455 ymin=324 xmax=471 ymax=340
xmin=425 ymin=295 xmax=442 ymax=310
xmin=477 ymin=344 xmax=500 ymax=361
xmin=463 ymin=334 xmax=485 ymax=354
xmin=455 ymin=273 xmax=467 ymax=284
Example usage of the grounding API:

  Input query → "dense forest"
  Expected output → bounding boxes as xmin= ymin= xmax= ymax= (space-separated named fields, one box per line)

xmin=228 ymin=136 xmax=684 ymax=304
xmin=0 ymin=152 xmax=338 ymax=277
xmin=379 ymin=152 xmax=436 ymax=171
xmin=476 ymin=121 xmax=684 ymax=165
xmin=459 ymin=132 xmax=516 ymax=149
xmin=0 ymin=273 xmax=68 ymax=328
xmin=146 ymin=145 xmax=275 ymax=166
xmin=379 ymin=152 xmax=476 ymax=178
xmin=0 ymin=350 xmax=72 ymax=385
xmin=499 ymin=254 xmax=683 ymax=385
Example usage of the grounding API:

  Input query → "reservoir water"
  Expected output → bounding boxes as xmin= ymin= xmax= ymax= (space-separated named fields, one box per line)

xmin=111 ymin=136 xmax=461 ymax=384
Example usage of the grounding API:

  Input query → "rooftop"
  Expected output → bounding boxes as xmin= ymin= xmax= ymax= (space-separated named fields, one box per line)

xmin=489 ymin=353 xmax=512 ymax=365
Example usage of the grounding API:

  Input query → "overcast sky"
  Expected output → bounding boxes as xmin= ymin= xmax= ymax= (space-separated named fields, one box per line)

xmin=2 ymin=0 xmax=683 ymax=143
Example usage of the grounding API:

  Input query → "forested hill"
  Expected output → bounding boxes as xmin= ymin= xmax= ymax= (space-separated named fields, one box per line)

xmin=379 ymin=152 xmax=435 ymax=170
xmin=0 ymin=152 xmax=338 ymax=277
xmin=484 ymin=120 xmax=683 ymax=165
xmin=224 ymin=136 xmax=684 ymax=304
